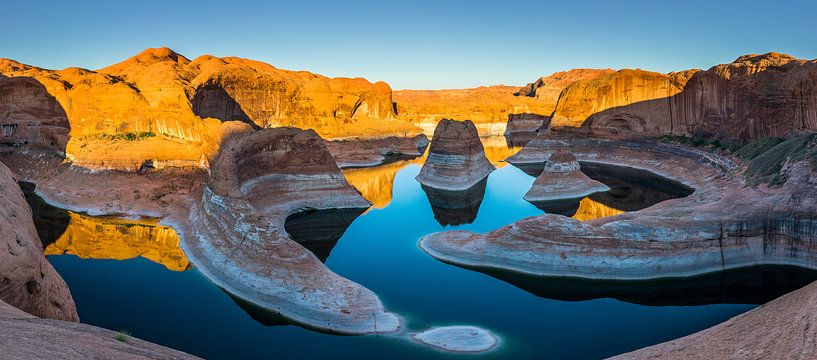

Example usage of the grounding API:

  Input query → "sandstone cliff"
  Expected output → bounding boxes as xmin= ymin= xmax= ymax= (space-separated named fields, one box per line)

xmin=0 ymin=162 xmax=77 ymax=321
xmin=549 ymin=53 xmax=817 ymax=140
xmin=0 ymin=47 xmax=420 ymax=171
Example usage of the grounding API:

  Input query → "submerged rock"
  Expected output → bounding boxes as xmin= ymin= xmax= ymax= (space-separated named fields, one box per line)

xmin=0 ymin=163 xmax=77 ymax=321
xmin=413 ymin=326 xmax=499 ymax=353
xmin=186 ymin=127 xmax=401 ymax=334
xmin=523 ymin=149 xmax=609 ymax=203
xmin=416 ymin=119 xmax=495 ymax=190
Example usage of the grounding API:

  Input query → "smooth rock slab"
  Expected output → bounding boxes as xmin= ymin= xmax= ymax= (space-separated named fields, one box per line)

xmin=523 ymin=149 xmax=609 ymax=202
xmin=413 ymin=326 xmax=499 ymax=353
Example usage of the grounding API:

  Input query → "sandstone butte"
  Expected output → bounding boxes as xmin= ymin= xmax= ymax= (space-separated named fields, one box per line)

xmin=548 ymin=52 xmax=817 ymax=140
xmin=416 ymin=119 xmax=495 ymax=191
xmin=393 ymin=68 xmax=613 ymax=136
xmin=522 ymin=149 xmax=610 ymax=202
xmin=0 ymin=47 xmax=422 ymax=172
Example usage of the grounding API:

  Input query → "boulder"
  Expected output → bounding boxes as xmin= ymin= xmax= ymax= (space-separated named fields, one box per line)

xmin=416 ymin=119 xmax=495 ymax=190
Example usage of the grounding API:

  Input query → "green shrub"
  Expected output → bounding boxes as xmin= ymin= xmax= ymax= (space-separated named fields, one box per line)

xmin=745 ymin=134 xmax=817 ymax=186
xmin=114 ymin=330 xmax=131 ymax=342
xmin=733 ymin=137 xmax=786 ymax=160
xmin=93 ymin=131 xmax=156 ymax=142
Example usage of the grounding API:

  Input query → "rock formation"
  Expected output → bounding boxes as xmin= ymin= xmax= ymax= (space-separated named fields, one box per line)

xmin=549 ymin=53 xmax=817 ymax=140
xmin=416 ymin=119 xmax=495 ymax=190
xmin=613 ymin=279 xmax=817 ymax=359
xmin=0 ymin=47 xmax=421 ymax=172
xmin=0 ymin=162 xmax=77 ymax=321
xmin=325 ymin=134 xmax=429 ymax=168
xmin=420 ymin=130 xmax=817 ymax=282
xmin=0 ymin=298 xmax=199 ymax=359
xmin=523 ymin=149 xmax=609 ymax=202
xmin=185 ymin=127 xmax=400 ymax=334
xmin=394 ymin=86 xmax=552 ymax=136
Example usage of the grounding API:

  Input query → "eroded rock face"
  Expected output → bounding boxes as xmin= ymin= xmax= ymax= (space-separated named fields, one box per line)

xmin=613 ymin=279 xmax=817 ymax=359
xmin=0 ymin=299 xmax=199 ymax=360
xmin=0 ymin=162 xmax=77 ymax=321
xmin=0 ymin=47 xmax=420 ymax=172
xmin=550 ymin=53 xmax=817 ymax=140
xmin=416 ymin=119 xmax=495 ymax=190
xmin=325 ymin=134 xmax=429 ymax=168
xmin=523 ymin=149 xmax=609 ymax=202
xmin=420 ymin=131 xmax=817 ymax=282
xmin=186 ymin=127 xmax=400 ymax=334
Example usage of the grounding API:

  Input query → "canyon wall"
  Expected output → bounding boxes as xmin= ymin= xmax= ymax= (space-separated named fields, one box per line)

xmin=0 ymin=162 xmax=77 ymax=321
xmin=550 ymin=53 xmax=817 ymax=140
xmin=0 ymin=47 xmax=419 ymax=171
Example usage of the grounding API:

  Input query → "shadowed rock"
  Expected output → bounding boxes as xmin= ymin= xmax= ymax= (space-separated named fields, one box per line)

xmin=0 ymin=163 xmax=77 ymax=321
xmin=523 ymin=149 xmax=609 ymax=202
xmin=416 ymin=119 xmax=495 ymax=190
xmin=326 ymin=134 xmax=429 ymax=168
xmin=185 ymin=127 xmax=400 ymax=335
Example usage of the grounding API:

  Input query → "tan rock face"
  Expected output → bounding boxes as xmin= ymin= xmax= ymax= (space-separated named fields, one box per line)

xmin=0 ymin=47 xmax=420 ymax=172
xmin=0 ymin=162 xmax=77 ymax=321
xmin=550 ymin=53 xmax=817 ymax=140
xmin=416 ymin=119 xmax=495 ymax=190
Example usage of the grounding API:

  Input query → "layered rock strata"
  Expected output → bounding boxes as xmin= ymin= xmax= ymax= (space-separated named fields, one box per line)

xmin=523 ymin=149 xmax=609 ymax=202
xmin=326 ymin=134 xmax=429 ymax=168
xmin=420 ymin=130 xmax=817 ymax=282
xmin=416 ymin=119 xmax=495 ymax=190
xmin=184 ymin=127 xmax=400 ymax=334
xmin=0 ymin=162 xmax=77 ymax=321
xmin=549 ymin=53 xmax=817 ymax=140
xmin=0 ymin=298 xmax=200 ymax=360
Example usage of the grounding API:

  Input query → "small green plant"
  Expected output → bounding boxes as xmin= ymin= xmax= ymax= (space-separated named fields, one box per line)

xmin=115 ymin=330 xmax=131 ymax=342
xmin=91 ymin=131 xmax=157 ymax=142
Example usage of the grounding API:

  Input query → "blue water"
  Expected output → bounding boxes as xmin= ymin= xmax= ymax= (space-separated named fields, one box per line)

xmin=42 ymin=163 xmax=806 ymax=359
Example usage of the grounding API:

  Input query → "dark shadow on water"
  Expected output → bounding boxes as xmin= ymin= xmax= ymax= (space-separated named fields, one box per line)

xmin=284 ymin=208 xmax=367 ymax=263
xmin=580 ymin=162 xmax=694 ymax=211
xmin=420 ymin=178 xmax=488 ymax=226
xmin=224 ymin=290 xmax=355 ymax=335
xmin=480 ymin=265 xmax=817 ymax=306
xmin=19 ymin=181 xmax=69 ymax=247
xmin=528 ymin=198 xmax=582 ymax=217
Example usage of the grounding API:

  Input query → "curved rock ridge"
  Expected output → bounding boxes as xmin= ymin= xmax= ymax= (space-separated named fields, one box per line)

xmin=549 ymin=52 xmax=817 ymax=140
xmin=0 ymin=47 xmax=420 ymax=172
xmin=183 ymin=126 xmax=401 ymax=334
xmin=0 ymin=162 xmax=77 ymax=321
xmin=413 ymin=326 xmax=499 ymax=353
xmin=0 ymin=298 xmax=200 ymax=360
xmin=420 ymin=130 xmax=817 ymax=282
xmin=326 ymin=134 xmax=429 ymax=168
xmin=416 ymin=119 xmax=495 ymax=190
xmin=523 ymin=149 xmax=609 ymax=202
xmin=613 ymin=279 xmax=817 ymax=359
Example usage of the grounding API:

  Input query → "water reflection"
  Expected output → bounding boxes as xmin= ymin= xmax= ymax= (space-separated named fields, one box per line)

xmin=581 ymin=163 xmax=694 ymax=211
xmin=284 ymin=208 xmax=367 ymax=262
xmin=421 ymin=178 xmax=488 ymax=226
xmin=483 ymin=265 xmax=817 ymax=306
xmin=529 ymin=197 xmax=625 ymax=220
xmin=22 ymin=183 xmax=190 ymax=272
xmin=504 ymin=131 xmax=537 ymax=148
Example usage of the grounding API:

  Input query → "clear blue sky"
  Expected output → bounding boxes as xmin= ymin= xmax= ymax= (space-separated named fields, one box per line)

xmin=3 ymin=0 xmax=815 ymax=89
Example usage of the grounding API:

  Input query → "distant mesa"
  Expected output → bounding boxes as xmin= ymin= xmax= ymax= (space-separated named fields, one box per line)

xmin=416 ymin=119 xmax=495 ymax=191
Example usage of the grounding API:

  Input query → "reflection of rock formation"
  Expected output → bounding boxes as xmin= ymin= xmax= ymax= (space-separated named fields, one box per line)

xmin=571 ymin=197 xmax=624 ymax=221
xmin=485 ymin=265 xmax=817 ymax=306
xmin=416 ymin=119 xmax=495 ymax=190
xmin=421 ymin=178 xmax=488 ymax=226
xmin=504 ymin=131 xmax=537 ymax=148
xmin=187 ymin=127 xmax=399 ymax=334
xmin=342 ymin=159 xmax=421 ymax=209
xmin=480 ymin=135 xmax=522 ymax=168
xmin=582 ymin=162 xmax=693 ymax=211
xmin=19 ymin=181 xmax=70 ymax=246
xmin=523 ymin=150 xmax=609 ymax=202
xmin=284 ymin=208 xmax=366 ymax=262
xmin=43 ymin=213 xmax=190 ymax=272
xmin=0 ymin=165 xmax=77 ymax=321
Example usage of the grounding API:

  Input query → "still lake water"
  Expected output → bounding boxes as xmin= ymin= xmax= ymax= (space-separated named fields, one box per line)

xmin=28 ymin=138 xmax=817 ymax=359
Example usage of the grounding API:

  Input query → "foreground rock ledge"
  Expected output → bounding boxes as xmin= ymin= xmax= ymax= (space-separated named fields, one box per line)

xmin=416 ymin=119 xmax=495 ymax=190
xmin=413 ymin=326 xmax=499 ymax=353
xmin=420 ymin=131 xmax=817 ymax=280
xmin=183 ymin=127 xmax=400 ymax=334
xmin=523 ymin=149 xmax=609 ymax=202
